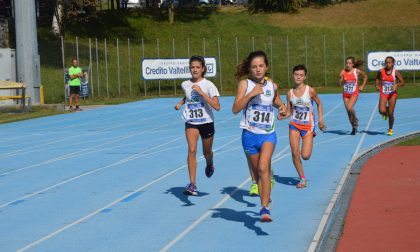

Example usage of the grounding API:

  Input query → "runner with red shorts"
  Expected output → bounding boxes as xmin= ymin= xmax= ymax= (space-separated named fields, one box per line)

xmin=375 ymin=56 xmax=405 ymax=136
xmin=338 ymin=57 xmax=367 ymax=135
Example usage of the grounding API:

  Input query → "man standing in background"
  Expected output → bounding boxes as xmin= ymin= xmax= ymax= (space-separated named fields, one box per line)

xmin=68 ymin=58 xmax=83 ymax=111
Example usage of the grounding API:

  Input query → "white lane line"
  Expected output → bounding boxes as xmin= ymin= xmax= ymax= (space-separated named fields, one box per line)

xmin=16 ymin=143 xmax=243 ymax=252
xmin=0 ymin=121 xmax=181 ymax=176
xmin=160 ymin=129 xmax=360 ymax=251
xmin=0 ymin=110 xmax=177 ymax=159
xmin=307 ymin=102 xmax=378 ymax=252
xmin=1 ymin=125 xmax=241 ymax=210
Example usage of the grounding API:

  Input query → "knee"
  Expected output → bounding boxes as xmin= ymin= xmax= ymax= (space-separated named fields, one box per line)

xmin=258 ymin=163 xmax=270 ymax=174
xmin=301 ymin=153 xmax=311 ymax=160
xmin=203 ymin=150 xmax=212 ymax=159
xmin=188 ymin=147 xmax=197 ymax=156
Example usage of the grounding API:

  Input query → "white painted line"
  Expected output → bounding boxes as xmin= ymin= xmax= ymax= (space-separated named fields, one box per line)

xmin=16 ymin=143 xmax=244 ymax=251
xmin=307 ymin=102 xmax=378 ymax=252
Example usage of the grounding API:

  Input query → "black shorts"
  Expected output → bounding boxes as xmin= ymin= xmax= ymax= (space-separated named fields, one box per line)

xmin=185 ymin=122 xmax=215 ymax=139
xmin=70 ymin=85 xmax=81 ymax=95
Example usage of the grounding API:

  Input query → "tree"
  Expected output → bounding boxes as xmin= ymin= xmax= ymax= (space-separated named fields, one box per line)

xmin=51 ymin=0 xmax=96 ymax=36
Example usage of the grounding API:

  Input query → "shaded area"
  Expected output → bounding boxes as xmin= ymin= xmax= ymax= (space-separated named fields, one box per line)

xmin=273 ymin=175 xmax=300 ymax=187
xmin=211 ymin=208 xmax=268 ymax=236
xmin=220 ymin=186 xmax=256 ymax=207
xmin=324 ymin=129 xmax=349 ymax=135
xmin=359 ymin=130 xmax=386 ymax=136
xmin=165 ymin=186 xmax=209 ymax=206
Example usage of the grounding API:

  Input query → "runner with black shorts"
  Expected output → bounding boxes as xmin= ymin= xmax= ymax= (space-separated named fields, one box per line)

xmin=175 ymin=55 xmax=221 ymax=196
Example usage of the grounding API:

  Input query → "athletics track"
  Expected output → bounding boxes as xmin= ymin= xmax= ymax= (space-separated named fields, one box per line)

xmin=0 ymin=93 xmax=419 ymax=252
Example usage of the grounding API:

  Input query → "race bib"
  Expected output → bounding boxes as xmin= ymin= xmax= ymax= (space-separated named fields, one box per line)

xmin=382 ymin=81 xmax=394 ymax=94
xmin=248 ymin=104 xmax=274 ymax=130
xmin=292 ymin=106 xmax=310 ymax=125
xmin=344 ymin=81 xmax=356 ymax=94
xmin=186 ymin=103 xmax=206 ymax=123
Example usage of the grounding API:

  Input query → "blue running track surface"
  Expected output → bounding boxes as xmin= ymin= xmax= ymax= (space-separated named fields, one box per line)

xmin=0 ymin=93 xmax=419 ymax=252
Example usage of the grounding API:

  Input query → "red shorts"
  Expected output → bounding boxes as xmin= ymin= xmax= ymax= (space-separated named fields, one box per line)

xmin=343 ymin=93 xmax=359 ymax=99
xmin=380 ymin=92 xmax=398 ymax=100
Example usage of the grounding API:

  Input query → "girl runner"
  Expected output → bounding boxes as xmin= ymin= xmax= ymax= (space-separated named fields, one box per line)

xmin=232 ymin=51 xmax=286 ymax=222
xmin=280 ymin=65 xmax=326 ymax=189
xmin=375 ymin=56 xmax=405 ymax=136
xmin=338 ymin=57 xmax=368 ymax=135
xmin=175 ymin=55 xmax=221 ymax=195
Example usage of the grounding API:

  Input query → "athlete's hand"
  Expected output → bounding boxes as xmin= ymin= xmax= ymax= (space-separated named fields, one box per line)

xmin=318 ymin=120 xmax=327 ymax=132
xmin=359 ymin=86 xmax=364 ymax=92
xmin=192 ymin=85 xmax=204 ymax=95
xmin=249 ymin=85 xmax=264 ymax=97
xmin=174 ymin=103 xmax=182 ymax=110
xmin=277 ymin=106 xmax=288 ymax=120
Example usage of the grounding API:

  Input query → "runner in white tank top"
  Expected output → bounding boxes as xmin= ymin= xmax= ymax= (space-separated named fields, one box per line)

xmin=239 ymin=78 xmax=276 ymax=134
xmin=279 ymin=64 xmax=326 ymax=189
xmin=232 ymin=51 xmax=286 ymax=222
xmin=175 ymin=56 xmax=220 ymax=196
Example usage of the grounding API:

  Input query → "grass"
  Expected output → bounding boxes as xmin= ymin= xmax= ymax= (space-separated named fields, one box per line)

xmin=38 ymin=0 xmax=420 ymax=104
xmin=397 ymin=136 xmax=420 ymax=146
xmin=0 ymin=107 xmax=66 ymax=124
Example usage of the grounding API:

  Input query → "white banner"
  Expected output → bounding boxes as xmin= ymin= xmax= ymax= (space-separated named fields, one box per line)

xmin=142 ymin=57 xmax=217 ymax=80
xmin=367 ymin=51 xmax=420 ymax=71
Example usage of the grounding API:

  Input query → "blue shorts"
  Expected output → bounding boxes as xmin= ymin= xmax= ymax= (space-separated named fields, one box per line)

xmin=289 ymin=124 xmax=316 ymax=138
xmin=242 ymin=129 xmax=277 ymax=155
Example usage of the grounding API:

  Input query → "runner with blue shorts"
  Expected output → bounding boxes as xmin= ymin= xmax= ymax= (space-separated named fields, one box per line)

xmin=232 ymin=51 xmax=286 ymax=222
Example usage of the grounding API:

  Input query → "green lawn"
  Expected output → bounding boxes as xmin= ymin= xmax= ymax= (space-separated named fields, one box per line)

xmin=397 ymin=136 xmax=420 ymax=146
xmin=39 ymin=0 xmax=420 ymax=104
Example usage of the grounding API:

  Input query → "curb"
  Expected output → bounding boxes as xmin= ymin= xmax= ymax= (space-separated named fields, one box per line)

xmin=311 ymin=130 xmax=420 ymax=252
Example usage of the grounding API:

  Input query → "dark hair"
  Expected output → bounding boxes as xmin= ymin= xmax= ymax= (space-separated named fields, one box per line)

xmin=71 ymin=58 xmax=78 ymax=63
xmin=235 ymin=50 xmax=269 ymax=80
xmin=292 ymin=64 xmax=307 ymax=75
xmin=346 ymin=56 xmax=364 ymax=69
xmin=189 ymin=55 xmax=207 ymax=77
xmin=385 ymin=56 xmax=395 ymax=63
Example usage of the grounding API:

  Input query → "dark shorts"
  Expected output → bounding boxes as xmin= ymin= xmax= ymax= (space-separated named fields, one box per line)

xmin=185 ymin=122 xmax=215 ymax=139
xmin=70 ymin=85 xmax=81 ymax=95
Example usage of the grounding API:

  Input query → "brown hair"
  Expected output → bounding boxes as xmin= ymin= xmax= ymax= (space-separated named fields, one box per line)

xmin=235 ymin=51 xmax=269 ymax=80
xmin=346 ymin=56 xmax=364 ymax=69
xmin=189 ymin=55 xmax=207 ymax=77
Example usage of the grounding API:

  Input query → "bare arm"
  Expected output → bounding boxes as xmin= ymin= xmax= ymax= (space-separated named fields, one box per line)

xmin=338 ymin=71 xmax=344 ymax=86
xmin=358 ymin=69 xmax=368 ymax=91
xmin=192 ymin=85 xmax=220 ymax=111
xmin=395 ymin=70 xmax=405 ymax=89
xmin=232 ymin=80 xmax=263 ymax=114
xmin=375 ymin=71 xmax=381 ymax=91
xmin=310 ymin=87 xmax=326 ymax=131
xmin=174 ymin=96 xmax=186 ymax=110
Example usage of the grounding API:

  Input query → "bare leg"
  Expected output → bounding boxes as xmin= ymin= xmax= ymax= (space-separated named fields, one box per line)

xmin=257 ymin=142 xmax=275 ymax=207
xmin=186 ymin=128 xmax=200 ymax=184
xmin=202 ymin=135 xmax=214 ymax=166
xmin=387 ymin=95 xmax=397 ymax=130
xmin=290 ymin=129 xmax=304 ymax=178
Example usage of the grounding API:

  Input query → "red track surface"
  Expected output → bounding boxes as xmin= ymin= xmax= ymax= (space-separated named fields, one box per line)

xmin=337 ymin=146 xmax=420 ymax=252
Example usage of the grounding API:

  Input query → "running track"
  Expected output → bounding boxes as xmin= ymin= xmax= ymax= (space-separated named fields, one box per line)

xmin=0 ymin=93 xmax=419 ymax=252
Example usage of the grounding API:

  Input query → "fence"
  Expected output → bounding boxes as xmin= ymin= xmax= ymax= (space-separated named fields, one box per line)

xmin=56 ymin=29 xmax=419 ymax=101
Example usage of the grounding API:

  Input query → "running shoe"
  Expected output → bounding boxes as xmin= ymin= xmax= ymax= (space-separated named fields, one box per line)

xmin=382 ymin=115 xmax=388 ymax=120
xmin=183 ymin=183 xmax=198 ymax=196
xmin=260 ymin=206 xmax=273 ymax=222
xmin=205 ymin=164 xmax=214 ymax=178
xmin=387 ymin=129 xmax=394 ymax=136
xmin=69 ymin=106 xmax=74 ymax=111
xmin=351 ymin=128 xmax=357 ymax=135
xmin=249 ymin=182 xmax=259 ymax=196
xmin=296 ymin=178 xmax=307 ymax=188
